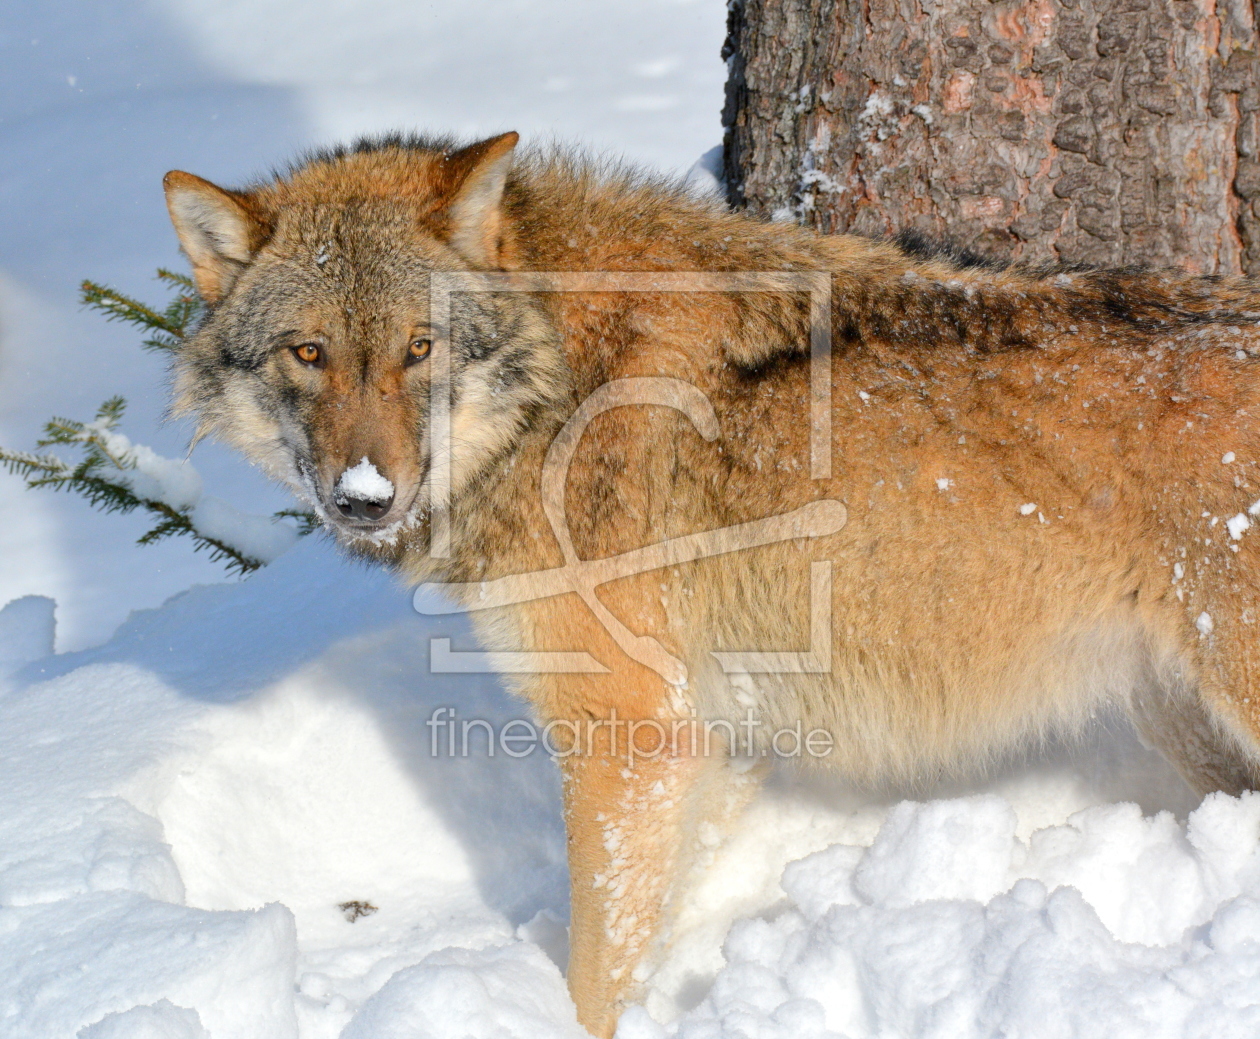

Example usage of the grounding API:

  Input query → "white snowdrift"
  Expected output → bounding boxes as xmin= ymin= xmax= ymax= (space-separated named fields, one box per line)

xmin=636 ymin=794 xmax=1260 ymax=1039
xmin=0 ymin=540 xmax=572 ymax=1038
xmin=0 ymin=594 xmax=54 ymax=673
xmin=2 ymin=537 xmax=1259 ymax=1036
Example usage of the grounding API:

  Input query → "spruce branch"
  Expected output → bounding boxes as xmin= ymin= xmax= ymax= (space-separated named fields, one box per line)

xmin=273 ymin=508 xmax=320 ymax=536
xmin=0 ymin=400 xmax=269 ymax=575
xmin=80 ymin=271 xmax=203 ymax=353
xmin=1 ymin=270 xmax=317 ymax=576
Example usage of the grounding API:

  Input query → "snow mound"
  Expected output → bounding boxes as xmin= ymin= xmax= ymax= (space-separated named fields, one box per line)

xmin=0 ymin=538 xmax=566 ymax=1037
xmin=78 ymin=999 xmax=209 ymax=1039
xmin=9 ymin=539 xmax=1260 ymax=1032
xmin=0 ymin=594 xmax=54 ymax=673
xmin=336 ymin=458 xmax=393 ymax=503
xmin=6 ymin=536 xmax=1260 ymax=1039
xmin=4 ymin=895 xmax=297 ymax=1039
xmin=649 ymin=793 xmax=1260 ymax=1039
xmin=5 ymin=544 xmax=1260 ymax=1038
xmin=340 ymin=943 xmax=583 ymax=1039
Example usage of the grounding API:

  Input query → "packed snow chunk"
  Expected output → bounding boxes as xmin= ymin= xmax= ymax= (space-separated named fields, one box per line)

xmin=0 ymin=893 xmax=297 ymax=1039
xmin=1229 ymin=512 xmax=1252 ymax=540
xmin=337 ymin=457 xmax=394 ymax=503
xmin=77 ymin=797 xmax=186 ymax=905
xmin=340 ymin=942 xmax=585 ymax=1039
xmin=189 ymin=496 xmax=301 ymax=565
xmin=1185 ymin=790 xmax=1260 ymax=897
xmin=667 ymin=792 xmax=1260 ymax=1038
xmin=79 ymin=999 xmax=208 ymax=1039
xmin=1197 ymin=611 xmax=1215 ymax=636
xmin=616 ymin=1005 xmax=668 ymax=1039
xmin=781 ymin=843 xmax=864 ymax=920
xmin=1208 ymin=894 xmax=1260 ymax=956
xmin=854 ymin=795 xmax=1019 ymax=908
xmin=1019 ymin=502 xmax=1038 ymax=516
xmin=0 ymin=594 xmax=55 ymax=672
xmin=1018 ymin=801 xmax=1206 ymax=945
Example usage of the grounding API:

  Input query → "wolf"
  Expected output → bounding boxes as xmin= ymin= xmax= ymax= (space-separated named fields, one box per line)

xmin=164 ymin=130 xmax=1260 ymax=1036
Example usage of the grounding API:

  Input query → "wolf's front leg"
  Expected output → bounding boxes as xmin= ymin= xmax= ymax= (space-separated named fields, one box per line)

xmin=561 ymin=736 xmax=744 ymax=1037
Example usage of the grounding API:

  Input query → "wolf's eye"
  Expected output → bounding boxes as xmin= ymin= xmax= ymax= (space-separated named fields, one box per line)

xmin=292 ymin=343 xmax=323 ymax=367
xmin=407 ymin=338 xmax=432 ymax=365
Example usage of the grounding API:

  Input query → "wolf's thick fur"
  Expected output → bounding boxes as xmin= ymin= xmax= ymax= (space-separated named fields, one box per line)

xmin=165 ymin=132 xmax=1260 ymax=1035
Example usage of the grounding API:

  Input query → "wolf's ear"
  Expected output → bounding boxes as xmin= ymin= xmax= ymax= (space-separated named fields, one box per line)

xmin=163 ymin=171 xmax=265 ymax=303
xmin=440 ymin=132 xmax=519 ymax=267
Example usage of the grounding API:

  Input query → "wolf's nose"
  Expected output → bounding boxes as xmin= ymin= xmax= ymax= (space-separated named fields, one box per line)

xmin=334 ymin=457 xmax=395 ymax=523
xmin=336 ymin=493 xmax=394 ymax=522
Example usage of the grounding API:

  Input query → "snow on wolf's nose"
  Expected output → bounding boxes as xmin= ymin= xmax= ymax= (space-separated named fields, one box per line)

xmin=334 ymin=457 xmax=395 ymax=522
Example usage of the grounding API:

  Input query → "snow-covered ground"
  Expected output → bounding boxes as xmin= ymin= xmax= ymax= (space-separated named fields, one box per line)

xmin=4 ymin=2 xmax=1260 ymax=1037
xmin=4 ymin=543 xmax=1259 ymax=1038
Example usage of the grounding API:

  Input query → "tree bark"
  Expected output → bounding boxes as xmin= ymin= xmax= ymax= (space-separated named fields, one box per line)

xmin=723 ymin=0 xmax=1260 ymax=276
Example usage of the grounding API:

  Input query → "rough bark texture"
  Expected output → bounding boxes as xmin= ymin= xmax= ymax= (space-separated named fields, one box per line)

xmin=723 ymin=0 xmax=1260 ymax=275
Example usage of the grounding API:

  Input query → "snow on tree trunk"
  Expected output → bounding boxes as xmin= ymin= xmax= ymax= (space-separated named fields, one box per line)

xmin=722 ymin=0 xmax=1260 ymax=275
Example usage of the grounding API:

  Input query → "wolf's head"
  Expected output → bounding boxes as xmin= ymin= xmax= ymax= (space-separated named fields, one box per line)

xmin=162 ymin=132 xmax=567 ymax=548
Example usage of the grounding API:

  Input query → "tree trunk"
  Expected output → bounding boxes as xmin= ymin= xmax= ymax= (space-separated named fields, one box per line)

xmin=722 ymin=0 xmax=1260 ymax=276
